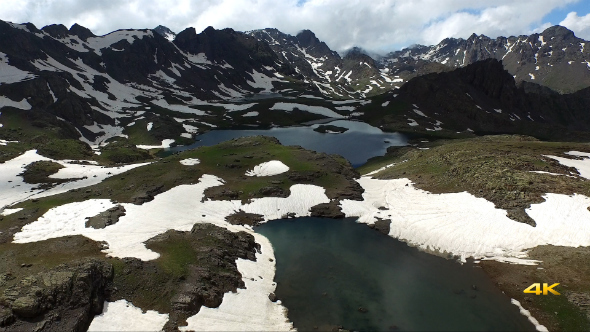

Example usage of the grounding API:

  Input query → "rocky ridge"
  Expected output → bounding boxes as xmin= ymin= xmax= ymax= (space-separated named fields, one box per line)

xmin=380 ymin=25 xmax=590 ymax=94
xmin=357 ymin=59 xmax=590 ymax=141
xmin=247 ymin=29 xmax=400 ymax=96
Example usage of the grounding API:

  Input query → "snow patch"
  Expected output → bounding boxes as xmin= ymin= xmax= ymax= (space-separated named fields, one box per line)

xmin=86 ymin=30 xmax=154 ymax=56
xmin=1 ymin=208 xmax=23 ymax=216
xmin=81 ymin=123 xmax=128 ymax=146
xmin=0 ymin=96 xmax=31 ymax=110
xmin=365 ymin=160 xmax=407 ymax=177
xmin=0 ymin=150 xmax=149 ymax=210
xmin=511 ymin=299 xmax=548 ymax=332
xmin=179 ymin=158 xmax=200 ymax=166
xmin=246 ymin=160 xmax=289 ymax=177
xmin=247 ymin=70 xmax=279 ymax=93
xmin=88 ymin=299 xmax=168 ymax=332
xmin=0 ymin=52 xmax=35 ymax=84
xmin=186 ymin=53 xmax=212 ymax=65
xmin=413 ymin=109 xmax=428 ymax=117
xmin=546 ymin=151 xmax=590 ymax=179
xmin=529 ymin=171 xmax=571 ymax=177
xmin=0 ymin=139 xmax=17 ymax=145
xmin=242 ymin=111 xmax=259 ymax=117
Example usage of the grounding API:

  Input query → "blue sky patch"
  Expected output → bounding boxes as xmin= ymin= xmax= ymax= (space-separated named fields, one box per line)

xmin=544 ymin=1 xmax=590 ymax=25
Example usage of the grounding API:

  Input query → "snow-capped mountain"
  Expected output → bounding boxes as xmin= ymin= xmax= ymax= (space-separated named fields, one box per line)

xmin=247 ymin=29 xmax=406 ymax=97
xmin=380 ymin=25 xmax=590 ymax=94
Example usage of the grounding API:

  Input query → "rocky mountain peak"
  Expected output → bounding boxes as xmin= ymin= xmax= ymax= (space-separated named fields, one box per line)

xmin=174 ymin=27 xmax=198 ymax=44
xmin=408 ymin=43 xmax=428 ymax=50
xmin=203 ymin=26 xmax=217 ymax=35
xmin=41 ymin=24 xmax=70 ymax=39
xmin=69 ymin=23 xmax=95 ymax=41
xmin=467 ymin=33 xmax=479 ymax=41
xmin=153 ymin=25 xmax=176 ymax=41
xmin=296 ymin=29 xmax=321 ymax=48
xmin=23 ymin=22 xmax=42 ymax=33
xmin=344 ymin=47 xmax=366 ymax=57
xmin=541 ymin=25 xmax=576 ymax=41
xmin=344 ymin=47 xmax=376 ymax=66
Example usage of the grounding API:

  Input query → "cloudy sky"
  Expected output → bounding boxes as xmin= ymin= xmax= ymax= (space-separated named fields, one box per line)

xmin=1 ymin=0 xmax=590 ymax=53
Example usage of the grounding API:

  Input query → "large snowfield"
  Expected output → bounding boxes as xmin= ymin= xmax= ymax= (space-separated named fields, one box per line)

xmin=6 ymin=150 xmax=590 ymax=330
xmin=0 ymin=150 xmax=149 ymax=211
xmin=340 ymin=177 xmax=590 ymax=264
xmin=341 ymin=151 xmax=590 ymax=264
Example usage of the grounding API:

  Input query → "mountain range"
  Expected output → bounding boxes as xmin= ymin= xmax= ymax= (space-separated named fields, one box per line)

xmin=2 ymin=20 xmax=590 ymax=148
xmin=380 ymin=25 xmax=590 ymax=94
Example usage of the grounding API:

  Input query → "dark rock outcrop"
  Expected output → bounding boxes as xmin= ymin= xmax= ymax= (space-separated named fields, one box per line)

xmin=313 ymin=125 xmax=349 ymax=134
xmin=110 ymin=223 xmax=259 ymax=330
xmin=226 ymin=210 xmax=265 ymax=226
xmin=85 ymin=205 xmax=126 ymax=229
xmin=69 ymin=23 xmax=95 ymax=41
xmin=0 ymin=259 xmax=113 ymax=331
xmin=373 ymin=218 xmax=391 ymax=235
xmin=310 ymin=202 xmax=345 ymax=219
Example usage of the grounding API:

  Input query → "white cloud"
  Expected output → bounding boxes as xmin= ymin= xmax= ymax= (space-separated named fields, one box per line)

xmin=560 ymin=11 xmax=590 ymax=40
xmin=0 ymin=0 xmax=586 ymax=53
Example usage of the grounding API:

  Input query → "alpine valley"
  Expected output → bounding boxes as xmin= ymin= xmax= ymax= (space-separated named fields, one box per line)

xmin=2 ymin=19 xmax=590 ymax=331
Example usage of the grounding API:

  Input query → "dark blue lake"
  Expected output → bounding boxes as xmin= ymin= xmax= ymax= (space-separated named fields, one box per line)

xmin=256 ymin=217 xmax=535 ymax=332
xmin=166 ymin=120 xmax=407 ymax=167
